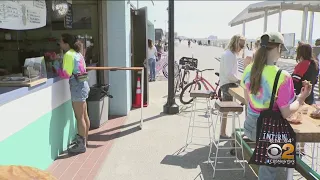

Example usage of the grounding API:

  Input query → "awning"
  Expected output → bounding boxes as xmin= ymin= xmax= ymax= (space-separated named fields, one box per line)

xmin=229 ymin=1 xmax=320 ymax=27
xmin=249 ymin=1 xmax=320 ymax=13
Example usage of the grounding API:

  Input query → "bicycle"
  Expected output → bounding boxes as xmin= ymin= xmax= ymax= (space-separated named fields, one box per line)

xmin=179 ymin=68 xmax=221 ymax=105
xmin=146 ymin=53 xmax=179 ymax=80
xmin=174 ymin=57 xmax=198 ymax=93
xmin=174 ymin=64 xmax=192 ymax=94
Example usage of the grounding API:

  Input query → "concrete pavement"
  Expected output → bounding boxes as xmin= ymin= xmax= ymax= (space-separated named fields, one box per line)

xmin=95 ymin=42 xmax=305 ymax=180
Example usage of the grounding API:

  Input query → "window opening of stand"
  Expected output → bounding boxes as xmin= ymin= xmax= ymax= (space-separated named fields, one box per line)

xmin=0 ymin=0 xmax=100 ymax=87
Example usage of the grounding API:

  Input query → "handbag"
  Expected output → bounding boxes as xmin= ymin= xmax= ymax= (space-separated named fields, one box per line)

xmin=249 ymin=69 xmax=296 ymax=168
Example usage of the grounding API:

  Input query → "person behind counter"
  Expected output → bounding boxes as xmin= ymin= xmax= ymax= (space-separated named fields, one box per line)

xmin=0 ymin=68 xmax=9 ymax=76
xmin=241 ymin=32 xmax=311 ymax=180
xmin=52 ymin=33 xmax=90 ymax=154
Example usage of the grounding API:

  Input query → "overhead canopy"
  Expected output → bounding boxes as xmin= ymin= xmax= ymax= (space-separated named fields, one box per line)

xmin=229 ymin=1 xmax=320 ymax=27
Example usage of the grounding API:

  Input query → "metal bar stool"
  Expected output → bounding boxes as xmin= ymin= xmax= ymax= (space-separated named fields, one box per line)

xmin=185 ymin=90 xmax=214 ymax=148
xmin=208 ymin=101 xmax=245 ymax=178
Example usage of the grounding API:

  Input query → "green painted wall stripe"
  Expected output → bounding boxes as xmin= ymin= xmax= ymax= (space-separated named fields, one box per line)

xmin=0 ymin=101 xmax=77 ymax=170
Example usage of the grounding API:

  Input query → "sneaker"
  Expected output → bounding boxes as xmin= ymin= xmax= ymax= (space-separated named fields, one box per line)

xmin=219 ymin=135 xmax=231 ymax=140
xmin=68 ymin=136 xmax=86 ymax=154
xmin=68 ymin=134 xmax=81 ymax=148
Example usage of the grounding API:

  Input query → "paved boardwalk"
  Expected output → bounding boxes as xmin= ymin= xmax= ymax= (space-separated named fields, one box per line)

xmin=95 ymin=42 xmax=307 ymax=180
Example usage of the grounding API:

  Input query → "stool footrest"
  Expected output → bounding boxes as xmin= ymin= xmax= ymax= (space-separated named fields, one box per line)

xmin=192 ymin=136 xmax=211 ymax=139
xmin=211 ymin=146 xmax=243 ymax=150
xmin=209 ymin=156 xmax=238 ymax=159
xmin=189 ymin=125 xmax=212 ymax=128
xmin=208 ymin=168 xmax=245 ymax=171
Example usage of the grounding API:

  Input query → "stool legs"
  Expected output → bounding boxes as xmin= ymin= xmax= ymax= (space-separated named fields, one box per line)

xmin=185 ymin=97 xmax=213 ymax=148
xmin=209 ymin=111 xmax=245 ymax=178
xmin=185 ymin=98 xmax=197 ymax=146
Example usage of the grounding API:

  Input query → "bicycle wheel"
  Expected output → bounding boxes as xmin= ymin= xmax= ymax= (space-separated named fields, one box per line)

xmin=174 ymin=72 xmax=181 ymax=95
xmin=179 ymin=81 xmax=202 ymax=105
xmin=162 ymin=62 xmax=179 ymax=79
xmin=182 ymin=70 xmax=190 ymax=86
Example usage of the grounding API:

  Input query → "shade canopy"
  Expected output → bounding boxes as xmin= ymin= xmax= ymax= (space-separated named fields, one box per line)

xmin=229 ymin=1 xmax=320 ymax=27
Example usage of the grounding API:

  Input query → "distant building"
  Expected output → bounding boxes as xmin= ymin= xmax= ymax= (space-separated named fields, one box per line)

xmin=208 ymin=35 xmax=218 ymax=41
xmin=155 ymin=29 xmax=164 ymax=42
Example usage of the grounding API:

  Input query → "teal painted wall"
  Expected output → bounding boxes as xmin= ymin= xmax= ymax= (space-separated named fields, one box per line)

xmin=107 ymin=1 xmax=132 ymax=116
xmin=0 ymin=101 xmax=77 ymax=170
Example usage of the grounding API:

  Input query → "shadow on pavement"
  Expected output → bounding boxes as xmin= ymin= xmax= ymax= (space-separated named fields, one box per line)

xmin=89 ymin=113 xmax=167 ymax=142
xmin=161 ymin=141 xmax=258 ymax=180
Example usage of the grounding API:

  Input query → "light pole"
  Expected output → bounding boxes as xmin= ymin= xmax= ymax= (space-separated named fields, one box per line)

xmin=163 ymin=0 xmax=179 ymax=114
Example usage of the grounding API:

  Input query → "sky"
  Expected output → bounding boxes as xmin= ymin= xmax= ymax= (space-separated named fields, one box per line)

xmin=138 ymin=1 xmax=320 ymax=40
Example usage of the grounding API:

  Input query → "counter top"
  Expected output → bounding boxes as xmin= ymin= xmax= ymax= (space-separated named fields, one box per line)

xmin=0 ymin=64 xmax=97 ymax=107
xmin=0 ymin=73 xmax=61 ymax=107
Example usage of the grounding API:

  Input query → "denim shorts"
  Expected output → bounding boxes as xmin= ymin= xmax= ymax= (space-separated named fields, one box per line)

xmin=69 ymin=78 xmax=90 ymax=102
xmin=243 ymin=114 xmax=258 ymax=141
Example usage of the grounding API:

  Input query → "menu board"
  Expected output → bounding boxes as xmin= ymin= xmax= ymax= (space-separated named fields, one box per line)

xmin=0 ymin=0 xmax=46 ymax=30
xmin=64 ymin=3 xmax=72 ymax=29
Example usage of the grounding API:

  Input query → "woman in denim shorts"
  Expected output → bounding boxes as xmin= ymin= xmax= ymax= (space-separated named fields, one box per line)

xmin=53 ymin=33 xmax=90 ymax=154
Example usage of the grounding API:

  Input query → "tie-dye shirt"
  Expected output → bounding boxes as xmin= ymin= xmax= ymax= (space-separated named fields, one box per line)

xmin=53 ymin=49 xmax=87 ymax=79
xmin=241 ymin=64 xmax=295 ymax=118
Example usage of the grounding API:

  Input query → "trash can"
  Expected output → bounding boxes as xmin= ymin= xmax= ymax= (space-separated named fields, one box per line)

xmin=87 ymin=84 xmax=112 ymax=129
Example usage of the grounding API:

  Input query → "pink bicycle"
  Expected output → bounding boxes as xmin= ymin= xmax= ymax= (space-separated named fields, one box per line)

xmin=179 ymin=67 xmax=221 ymax=104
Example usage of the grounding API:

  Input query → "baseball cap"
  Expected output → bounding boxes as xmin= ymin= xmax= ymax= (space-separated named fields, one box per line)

xmin=260 ymin=32 xmax=288 ymax=51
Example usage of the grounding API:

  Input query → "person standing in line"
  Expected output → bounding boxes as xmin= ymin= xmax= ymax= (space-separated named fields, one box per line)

xmin=219 ymin=34 xmax=245 ymax=139
xmin=147 ymin=39 xmax=157 ymax=82
xmin=53 ymin=33 xmax=91 ymax=154
xmin=292 ymin=42 xmax=319 ymax=155
xmin=241 ymin=32 xmax=311 ymax=180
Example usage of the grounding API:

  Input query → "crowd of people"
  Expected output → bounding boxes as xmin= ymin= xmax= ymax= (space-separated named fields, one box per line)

xmin=219 ymin=32 xmax=320 ymax=180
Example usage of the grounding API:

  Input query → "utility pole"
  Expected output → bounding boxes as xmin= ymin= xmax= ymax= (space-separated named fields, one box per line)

xmin=163 ymin=0 xmax=179 ymax=114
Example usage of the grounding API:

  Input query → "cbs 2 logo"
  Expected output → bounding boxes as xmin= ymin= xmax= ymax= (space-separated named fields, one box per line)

xmin=267 ymin=144 xmax=294 ymax=160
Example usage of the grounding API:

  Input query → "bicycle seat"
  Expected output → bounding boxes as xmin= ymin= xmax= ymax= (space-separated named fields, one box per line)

xmin=215 ymin=72 xmax=219 ymax=77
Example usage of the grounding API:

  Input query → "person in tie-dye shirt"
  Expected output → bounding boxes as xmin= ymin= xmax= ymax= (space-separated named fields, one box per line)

xmin=53 ymin=33 xmax=90 ymax=154
xmin=241 ymin=32 xmax=311 ymax=180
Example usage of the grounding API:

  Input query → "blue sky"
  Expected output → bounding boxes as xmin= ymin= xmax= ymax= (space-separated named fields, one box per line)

xmin=138 ymin=1 xmax=320 ymax=40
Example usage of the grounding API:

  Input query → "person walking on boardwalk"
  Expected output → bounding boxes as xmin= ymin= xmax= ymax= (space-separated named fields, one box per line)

xmin=241 ymin=32 xmax=312 ymax=180
xmin=219 ymin=34 xmax=245 ymax=139
xmin=147 ymin=39 xmax=157 ymax=82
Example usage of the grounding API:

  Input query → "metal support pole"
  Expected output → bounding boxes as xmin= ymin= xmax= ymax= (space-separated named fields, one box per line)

xmin=308 ymin=11 xmax=314 ymax=44
xmin=242 ymin=21 xmax=246 ymax=37
xmin=278 ymin=6 xmax=282 ymax=32
xmin=263 ymin=9 xmax=268 ymax=32
xmin=301 ymin=6 xmax=308 ymax=42
xmin=163 ymin=0 xmax=179 ymax=114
